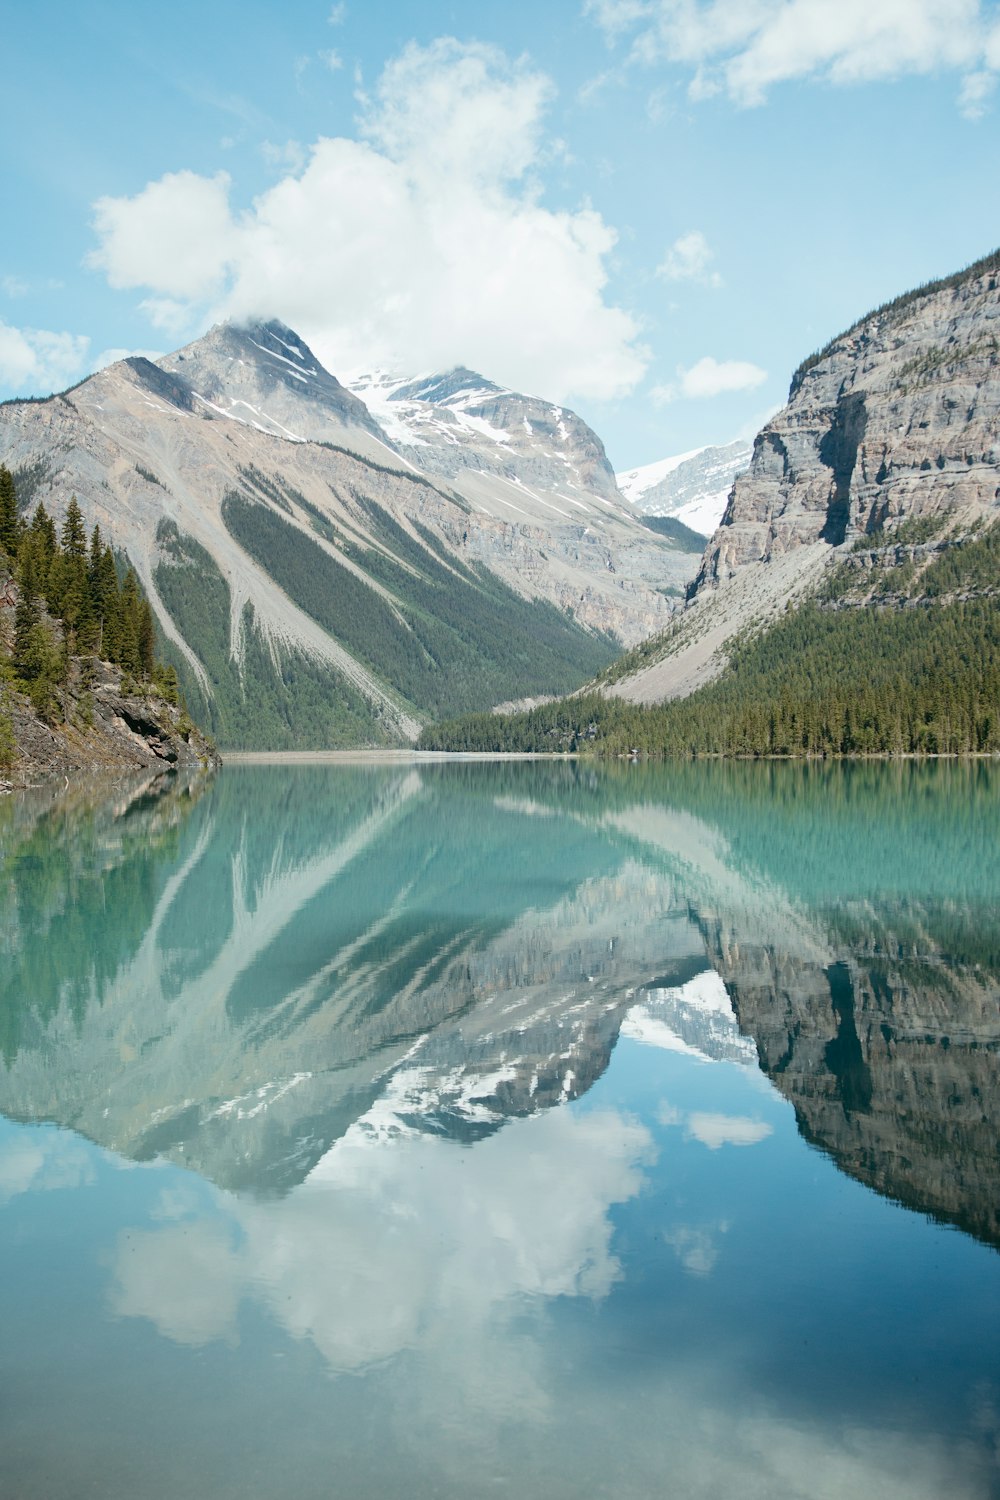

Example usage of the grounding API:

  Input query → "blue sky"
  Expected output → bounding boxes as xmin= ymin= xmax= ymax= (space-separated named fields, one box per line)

xmin=2 ymin=0 xmax=999 ymax=468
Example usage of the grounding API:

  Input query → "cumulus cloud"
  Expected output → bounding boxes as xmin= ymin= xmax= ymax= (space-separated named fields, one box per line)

xmin=587 ymin=0 xmax=1000 ymax=112
xmin=0 ymin=320 xmax=90 ymax=393
xmin=653 ymin=354 xmax=768 ymax=402
xmin=88 ymin=170 xmax=237 ymax=302
xmin=657 ymin=229 xmax=722 ymax=286
xmin=87 ymin=39 xmax=647 ymax=402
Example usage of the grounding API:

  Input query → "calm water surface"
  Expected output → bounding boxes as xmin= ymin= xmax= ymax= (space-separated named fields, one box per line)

xmin=0 ymin=760 xmax=998 ymax=1499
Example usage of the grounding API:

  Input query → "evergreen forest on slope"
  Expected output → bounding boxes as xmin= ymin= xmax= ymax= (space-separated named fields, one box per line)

xmin=0 ymin=466 xmax=183 ymax=763
xmin=418 ymin=522 xmax=1000 ymax=758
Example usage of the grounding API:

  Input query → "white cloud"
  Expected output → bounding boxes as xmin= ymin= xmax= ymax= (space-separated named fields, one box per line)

xmin=1 ymin=275 xmax=28 ymax=299
xmin=138 ymin=297 xmax=198 ymax=336
xmin=657 ymin=229 xmax=722 ymax=286
xmin=686 ymin=1111 xmax=773 ymax=1148
xmin=87 ymin=39 xmax=648 ymax=403
xmin=663 ymin=1220 xmax=729 ymax=1273
xmin=588 ymin=0 xmax=1000 ymax=112
xmin=0 ymin=320 xmax=90 ymax=392
xmin=0 ymin=1131 xmax=95 ymax=1203
xmin=328 ymin=1 xmax=347 ymax=22
xmin=261 ymin=138 xmax=307 ymax=173
xmin=958 ymin=67 xmax=997 ymax=115
xmin=655 ymin=355 xmax=768 ymax=402
xmin=88 ymin=170 xmax=237 ymax=302
xmin=321 ymin=48 xmax=344 ymax=72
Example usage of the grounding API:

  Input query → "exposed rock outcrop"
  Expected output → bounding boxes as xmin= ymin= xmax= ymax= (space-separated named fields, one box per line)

xmin=1 ymin=658 xmax=217 ymax=790
xmin=610 ymin=251 xmax=1000 ymax=705
xmin=698 ymin=253 xmax=1000 ymax=589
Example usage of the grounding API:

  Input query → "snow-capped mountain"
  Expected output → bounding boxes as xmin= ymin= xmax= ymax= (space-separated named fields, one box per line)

xmin=347 ymin=364 xmax=625 ymax=516
xmin=617 ymin=439 xmax=752 ymax=536
xmin=0 ymin=320 xmax=702 ymax=746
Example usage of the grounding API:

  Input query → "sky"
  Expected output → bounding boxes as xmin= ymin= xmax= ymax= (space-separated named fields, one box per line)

xmin=2 ymin=0 xmax=999 ymax=469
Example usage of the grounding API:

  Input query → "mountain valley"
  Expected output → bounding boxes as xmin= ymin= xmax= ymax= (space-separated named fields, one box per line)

xmin=423 ymin=248 xmax=1000 ymax=757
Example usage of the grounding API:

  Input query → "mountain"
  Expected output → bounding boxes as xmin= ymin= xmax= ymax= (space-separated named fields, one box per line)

xmin=0 ymin=321 xmax=697 ymax=748
xmin=609 ymin=248 xmax=1000 ymax=708
xmin=348 ymin=365 xmax=622 ymax=506
xmin=418 ymin=249 xmax=1000 ymax=757
xmin=616 ymin=439 xmax=751 ymax=536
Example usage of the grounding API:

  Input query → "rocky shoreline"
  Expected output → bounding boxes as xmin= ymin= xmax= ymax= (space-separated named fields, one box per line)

xmin=1 ymin=657 xmax=219 ymax=793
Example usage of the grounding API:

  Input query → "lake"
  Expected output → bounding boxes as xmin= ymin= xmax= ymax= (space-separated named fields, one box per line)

xmin=0 ymin=759 xmax=998 ymax=1499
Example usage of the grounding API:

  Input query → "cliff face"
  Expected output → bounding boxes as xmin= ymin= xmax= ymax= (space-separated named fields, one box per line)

xmin=2 ymin=661 xmax=217 ymax=790
xmin=609 ymin=252 xmax=1000 ymax=706
xmin=696 ymin=254 xmax=1000 ymax=590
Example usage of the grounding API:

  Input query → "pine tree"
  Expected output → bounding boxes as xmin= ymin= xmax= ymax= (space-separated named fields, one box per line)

xmin=118 ymin=570 xmax=142 ymax=674
xmin=137 ymin=598 xmax=156 ymax=679
xmin=92 ymin=543 xmax=122 ymax=660
xmin=61 ymin=496 xmax=87 ymax=561
xmin=0 ymin=466 xmax=20 ymax=561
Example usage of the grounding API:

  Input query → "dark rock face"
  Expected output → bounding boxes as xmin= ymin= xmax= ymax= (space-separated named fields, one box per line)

xmin=2 ymin=653 xmax=217 ymax=792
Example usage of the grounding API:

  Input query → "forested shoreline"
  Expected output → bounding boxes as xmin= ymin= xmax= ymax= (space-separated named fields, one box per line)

xmin=0 ymin=464 xmax=200 ymax=774
xmin=419 ymin=523 xmax=1000 ymax=760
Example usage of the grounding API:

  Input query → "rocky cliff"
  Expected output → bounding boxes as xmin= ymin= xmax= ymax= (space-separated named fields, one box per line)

xmin=1 ymin=660 xmax=216 ymax=790
xmin=611 ymin=249 xmax=1000 ymax=705
xmin=698 ymin=251 xmax=1000 ymax=588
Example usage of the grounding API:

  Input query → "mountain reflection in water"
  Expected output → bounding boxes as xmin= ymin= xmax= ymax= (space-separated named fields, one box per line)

xmin=0 ymin=760 xmax=998 ymax=1500
xmin=1 ymin=760 xmax=998 ymax=1242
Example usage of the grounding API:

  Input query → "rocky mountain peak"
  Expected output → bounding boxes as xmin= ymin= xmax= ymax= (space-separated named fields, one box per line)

xmin=607 ymin=248 xmax=1000 ymax=708
xmin=388 ymin=366 xmax=504 ymax=406
xmin=617 ymin=439 xmax=752 ymax=536
xmin=156 ymin=319 xmax=394 ymax=452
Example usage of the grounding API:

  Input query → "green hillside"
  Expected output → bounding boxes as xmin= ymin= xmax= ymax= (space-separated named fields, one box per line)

xmin=154 ymin=522 xmax=395 ymax=750
xmin=419 ymin=523 xmax=1000 ymax=758
xmin=220 ymin=493 xmax=617 ymax=724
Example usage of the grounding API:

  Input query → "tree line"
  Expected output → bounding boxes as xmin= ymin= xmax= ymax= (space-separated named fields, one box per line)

xmin=0 ymin=464 xmax=178 ymax=721
xmin=419 ymin=529 xmax=1000 ymax=759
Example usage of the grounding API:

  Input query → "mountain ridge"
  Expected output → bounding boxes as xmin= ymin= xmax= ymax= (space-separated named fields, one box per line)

xmin=0 ymin=319 xmax=700 ymax=747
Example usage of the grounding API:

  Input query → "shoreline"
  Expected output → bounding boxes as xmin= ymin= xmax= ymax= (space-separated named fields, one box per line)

xmin=221 ymin=749 xmax=580 ymax=765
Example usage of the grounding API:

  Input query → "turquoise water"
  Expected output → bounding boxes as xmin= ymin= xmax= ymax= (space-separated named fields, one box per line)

xmin=0 ymin=760 xmax=998 ymax=1499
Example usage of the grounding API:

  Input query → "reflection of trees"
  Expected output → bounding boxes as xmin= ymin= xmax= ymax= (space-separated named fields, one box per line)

xmin=0 ymin=773 xmax=209 ymax=1065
